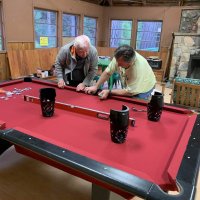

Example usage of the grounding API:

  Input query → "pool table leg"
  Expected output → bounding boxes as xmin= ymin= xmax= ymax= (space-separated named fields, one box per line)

xmin=92 ymin=183 xmax=111 ymax=200
xmin=0 ymin=138 xmax=12 ymax=155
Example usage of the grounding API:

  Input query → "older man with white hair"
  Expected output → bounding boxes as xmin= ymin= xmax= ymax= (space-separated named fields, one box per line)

xmin=55 ymin=35 xmax=98 ymax=91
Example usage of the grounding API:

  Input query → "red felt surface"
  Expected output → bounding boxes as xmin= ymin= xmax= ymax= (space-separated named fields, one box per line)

xmin=0 ymin=80 xmax=197 ymax=190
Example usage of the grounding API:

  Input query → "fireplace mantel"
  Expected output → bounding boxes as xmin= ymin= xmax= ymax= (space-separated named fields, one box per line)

xmin=169 ymin=33 xmax=200 ymax=80
xmin=173 ymin=32 xmax=200 ymax=37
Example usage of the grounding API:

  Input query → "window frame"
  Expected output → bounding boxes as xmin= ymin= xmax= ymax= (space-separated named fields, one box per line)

xmin=109 ymin=19 xmax=133 ymax=48
xmin=33 ymin=8 xmax=58 ymax=49
xmin=0 ymin=1 xmax=5 ymax=51
xmin=135 ymin=20 xmax=163 ymax=52
xmin=83 ymin=15 xmax=97 ymax=46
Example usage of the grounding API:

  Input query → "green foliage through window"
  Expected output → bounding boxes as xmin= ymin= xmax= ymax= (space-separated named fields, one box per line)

xmin=136 ymin=21 xmax=162 ymax=52
xmin=110 ymin=20 xmax=132 ymax=48
xmin=34 ymin=9 xmax=57 ymax=48
xmin=62 ymin=14 xmax=79 ymax=37
xmin=83 ymin=16 xmax=97 ymax=46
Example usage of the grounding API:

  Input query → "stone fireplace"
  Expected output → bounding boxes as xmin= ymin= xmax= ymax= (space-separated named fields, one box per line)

xmin=169 ymin=32 xmax=200 ymax=80
xmin=187 ymin=54 xmax=200 ymax=79
xmin=169 ymin=9 xmax=200 ymax=81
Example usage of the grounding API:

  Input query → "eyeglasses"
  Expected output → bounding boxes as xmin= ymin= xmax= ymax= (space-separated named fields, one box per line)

xmin=76 ymin=47 xmax=89 ymax=54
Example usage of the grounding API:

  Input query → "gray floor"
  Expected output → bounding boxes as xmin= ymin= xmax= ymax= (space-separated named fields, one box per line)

xmin=0 ymin=147 xmax=126 ymax=200
xmin=0 ymin=147 xmax=199 ymax=200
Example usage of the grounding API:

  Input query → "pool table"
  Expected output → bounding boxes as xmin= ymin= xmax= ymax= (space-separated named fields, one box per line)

xmin=0 ymin=78 xmax=199 ymax=200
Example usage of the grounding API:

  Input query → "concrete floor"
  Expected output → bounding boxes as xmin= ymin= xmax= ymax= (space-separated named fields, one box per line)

xmin=0 ymin=147 xmax=124 ymax=200
xmin=155 ymin=82 xmax=172 ymax=103
xmin=0 ymin=146 xmax=199 ymax=200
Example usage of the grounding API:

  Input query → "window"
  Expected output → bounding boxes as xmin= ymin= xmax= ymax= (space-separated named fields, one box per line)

xmin=110 ymin=20 xmax=132 ymax=48
xmin=83 ymin=16 xmax=97 ymax=46
xmin=0 ymin=2 xmax=4 ymax=50
xmin=136 ymin=21 xmax=162 ymax=52
xmin=62 ymin=13 xmax=79 ymax=37
xmin=34 ymin=9 xmax=57 ymax=48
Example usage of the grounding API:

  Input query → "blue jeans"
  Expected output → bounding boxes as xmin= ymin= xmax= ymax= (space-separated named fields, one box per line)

xmin=134 ymin=86 xmax=155 ymax=100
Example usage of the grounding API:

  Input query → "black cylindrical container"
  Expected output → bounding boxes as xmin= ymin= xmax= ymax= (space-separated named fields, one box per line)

xmin=40 ymin=88 xmax=56 ymax=117
xmin=147 ymin=92 xmax=164 ymax=122
xmin=110 ymin=105 xmax=129 ymax=144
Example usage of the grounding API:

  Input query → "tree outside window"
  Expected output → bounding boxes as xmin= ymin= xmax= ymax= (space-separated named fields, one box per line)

xmin=62 ymin=13 xmax=79 ymax=37
xmin=110 ymin=20 xmax=132 ymax=48
xmin=136 ymin=21 xmax=162 ymax=52
xmin=34 ymin=9 xmax=57 ymax=48
xmin=83 ymin=16 xmax=97 ymax=46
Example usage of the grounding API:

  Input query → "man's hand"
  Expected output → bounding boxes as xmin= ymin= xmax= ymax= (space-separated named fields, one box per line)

xmin=76 ymin=83 xmax=86 ymax=92
xmin=84 ymin=85 xmax=98 ymax=95
xmin=58 ymin=80 xmax=65 ymax=88
xmin=97 ymin=89 xmax=110 ymax=100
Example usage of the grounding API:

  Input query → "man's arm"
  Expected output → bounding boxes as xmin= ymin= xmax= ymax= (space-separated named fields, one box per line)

xmin=55 ymin=47 xmax=67 ymax=82
xmin=95 ymin=70 xmax=110 ymax=88
xmin=84 ymin=70 xmax=110 ymax=94
xmin=110 ymin=89 xmax=132 ymax=96
xmin=55 ymin=47 xmax=68 ymax=88
xmin=98 ymin=88 xmax=132 ymax=100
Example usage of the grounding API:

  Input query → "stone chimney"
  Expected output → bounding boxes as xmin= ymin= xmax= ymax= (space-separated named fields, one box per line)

xmin=169 ymin=10 xmax=200 ymax=80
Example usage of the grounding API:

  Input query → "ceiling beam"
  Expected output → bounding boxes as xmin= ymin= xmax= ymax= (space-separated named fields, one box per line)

xmin=142 ymin=0 xmax=147 ymax=5
xmin=98 ymin=0 xmax=112 ymax=6
xmin=81 ymin=0 xmax=200 ymax=6
xmin=108 ymin=0 xmax=113 ymax=5
xmin=119 ymin=0 xmax=143 ymax=2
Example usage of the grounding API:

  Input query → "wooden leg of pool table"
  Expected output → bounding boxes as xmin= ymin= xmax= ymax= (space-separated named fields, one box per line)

xmin=92 ymin=184 xmax=110 ymax=200
xmin=0 ymin=139 xmax=12 ymax=155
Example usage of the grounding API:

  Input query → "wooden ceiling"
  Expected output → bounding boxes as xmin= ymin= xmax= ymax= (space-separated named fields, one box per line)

xmin=80 ymin=0 xmax=200 ymax=6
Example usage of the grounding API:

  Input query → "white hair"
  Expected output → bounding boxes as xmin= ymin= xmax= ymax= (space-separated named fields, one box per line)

xmin=74 ymin=35 xmax=91 ymax=49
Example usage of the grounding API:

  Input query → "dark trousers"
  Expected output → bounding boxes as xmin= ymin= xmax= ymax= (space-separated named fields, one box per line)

xmin=67 ymin=80 xmax=81 ymax=87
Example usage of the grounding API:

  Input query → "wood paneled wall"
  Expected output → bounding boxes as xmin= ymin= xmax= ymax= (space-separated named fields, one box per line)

xmin=0 ymin=53 xmax=10 ymax=81
xmin=97 ymin=47 xmax=168 ymax=65
xmin=7 ymin=42 xmax=34 ymax=50
xmin=0 ymin=42 xmax=35 ymax=81
xmin=96 ymin=46 xmax=169 ymax=82
xmin=96 ymin=47 xmax=116 ymax=58
xmin=7 ymin=48 xmax=59 ymax=79
xmin=0 ymin=45 xmax=169 ymax=81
